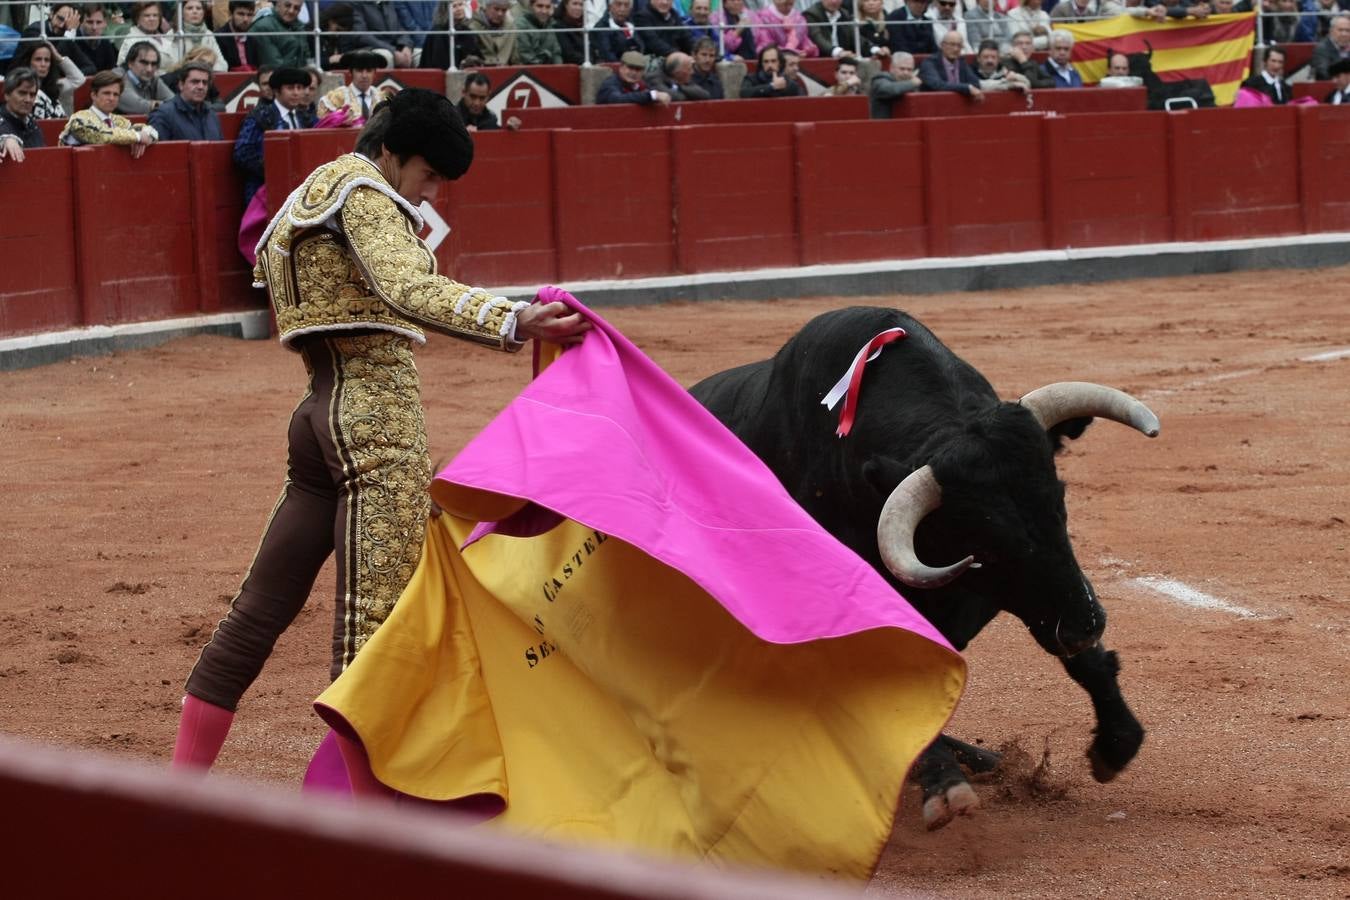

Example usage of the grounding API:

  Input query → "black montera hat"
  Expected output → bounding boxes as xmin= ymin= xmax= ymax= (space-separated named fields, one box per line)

xmin=341 ymin=50 xmax=384 ymax=70
xmin=268 ymin=67 xmax=312 ymax=89
xmin=1331 ymin=58 xmax=1350 ymax=77
xmin=382 ymin=88 xmax=474 ymax=180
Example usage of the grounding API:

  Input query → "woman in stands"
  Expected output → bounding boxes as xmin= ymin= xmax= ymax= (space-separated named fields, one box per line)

xmin=116 ymin=2 xmax=179 ymax=71
xmin=552 ymin=0 xmax=588 ymax=65
xmin=739 ymin=44 xmax=803 ymax=97
xmin=711 ymin=0 xmax=756 ymax=61
xmin=58 ymin=68 xmax=159 ymax=155
xmin=856 ymin=0 xmax=893 ymax=60
xmin=9 ymin=40 xmax=85 ymax=119
xmin=177 ymin=0 xmax=228 ymax=71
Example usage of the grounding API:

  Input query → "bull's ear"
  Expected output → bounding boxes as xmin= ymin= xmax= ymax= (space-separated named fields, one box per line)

xmin=1047 ymin=416 xmax=1093 ymax=454
xmin=862 ymin=456 xmax=911 ymax=497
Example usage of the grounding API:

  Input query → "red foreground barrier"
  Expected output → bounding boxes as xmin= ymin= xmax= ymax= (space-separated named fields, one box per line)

xmin=511 ymin=95 xmax=869 ymax=130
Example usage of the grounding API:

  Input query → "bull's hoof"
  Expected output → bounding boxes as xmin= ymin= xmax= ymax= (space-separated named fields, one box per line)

xmin=922 ymin=782 xmax=980 ymax=831
xmin=1087 ymin=721 xmax=1144 ymax=783
xmin=1087 ymin=746 xmax=1121 ymax=783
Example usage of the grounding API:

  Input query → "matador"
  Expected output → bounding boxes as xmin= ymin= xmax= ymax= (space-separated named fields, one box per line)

xmin=171 ymin=89 xmax=590 ymax=769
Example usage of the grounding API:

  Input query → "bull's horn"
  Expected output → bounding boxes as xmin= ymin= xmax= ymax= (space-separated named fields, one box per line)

xmin=878 ymin=465 xmax=975 ymax=589
xmin=1018 ymin=382 xmax=1160 ymax=438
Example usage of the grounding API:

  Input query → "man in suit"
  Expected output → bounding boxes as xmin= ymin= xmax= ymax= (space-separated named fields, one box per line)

xmin=919 ymin=28 xmax=984 ymax=100
xmin=596 ymin=50 xmax=673 ymax=104
xmin=1241 ymin=46 xmax=1291 ymax=104
xmin=591 ymin=0 xmax=646 ymax=63
xmin=1327 ymin=57 xmax=1350 ymax=104
xmin=233 ymin=67 xmax=317 ymax=204
xmin=68 ymin=4 xmax=119 ymax=75
xmin=1041 ymin=29 xmax=1083 ymax=87
xmin=217 ymin=0 xmax=259 ymax=71
xmin=886 ymin=0 xmax=938 ymax=56
xmin=1312 ymin=14 xmax=1350 ymax=80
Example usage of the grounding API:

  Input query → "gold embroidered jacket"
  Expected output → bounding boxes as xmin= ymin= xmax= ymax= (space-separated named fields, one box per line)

xmin=58 ymin=108 xmax=158 ymax=146
xmin=254 ymin=153 xmax=528 ymax=351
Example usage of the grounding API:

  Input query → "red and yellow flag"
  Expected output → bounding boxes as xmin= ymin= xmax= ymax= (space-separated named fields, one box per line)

xmin=1059 ymin=12 xmax=1256 ymax=106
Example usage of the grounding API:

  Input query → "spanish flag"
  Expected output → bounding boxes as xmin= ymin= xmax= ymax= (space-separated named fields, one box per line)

xmin=313 ymin=302 xmax=966 ymax=879
xmin=1059 ymin=12 xmax=1256 ymax=106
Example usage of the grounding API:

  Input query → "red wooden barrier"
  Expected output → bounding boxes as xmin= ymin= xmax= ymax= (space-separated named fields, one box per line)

xmin=794 ymin=120 xmax=928 ymax=265
xmin=924 ymin=115 xmax=1047 ymax=256
xmin=1034 ymin=88 xmax=1147 ymax=114
xmin=551 ymin=128 xmax=675 ymax=281
xmin=671 ymin=124 xmax=797 ymax=273
xmin=1297 ymin=104 xmax=1350 ymax=233
xmin=1281 ymin=42 xmax=1316 ymax=74
xmin=892 ymin=91 xmax=1025 ymax=119
xmin=1044 ymin=111 xmax=1171 ymax=248
xmin=189 ymin=140 xmax=257 ymax=312
xmin=1168 ymin=107 xmax=1302 ymax=241
xmin=71 ymin=142 xmax=198 ymax=325
xmin=476 ymin=64 xmax=584 ymax=107
xmin=510 ymin=96 xmax=869 ymax=130
xmin=0 ymin=149 xmax=81 ymax=334
xmin=1292 ymin=81 xmax=1335 ymax=101
xmin=442 ymin=130 xmax=558 ymax=285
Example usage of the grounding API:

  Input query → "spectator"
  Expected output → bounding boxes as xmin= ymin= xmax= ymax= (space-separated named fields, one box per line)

xmin=739 ymin=43 xmax=802 ymax=96
xmin=517 ymin=0 xmax=564 ymax=63
xmin=973 ymin=37 xmax=1029 ymax=89
xmin=710 ymin=0 xmax=755 ymax=61
xmin=592 ymin=0 xmax=645 ymax=63
xmin=648 ymin=49 xmax=714 ymax=99
xmin=1326 ymin=56 xmax=1350 ymax=103
xmin=394 ymin=0 xmax=437 ymax=52
xmin=966 ymin=0 xmax=1012 ymax=53
xmin=248 ymin=0 xmax=312 ymax=68
xmin=1264 ymin=0 xmax=1317 ymax=43
xmin=163 ymin=45 xmax=226 ymax=105
xmin=351 ymin=2 xmax=416 ymax=67
xmin=304 ymin=65 xmax=323 ymax=116
xmin=868 ymin=49 xmax=920 ymax=117
xmin=1307 ymin=0 xmax=1349 ymax=40
xmin=1041 ymin=29 xmax=1083 ymax=86
xmin=686 ymin=0 xmax=717 ymax=46
xmin=256 ymin=64 xmax=274 ymax=103
xmin=1121 ymin=0 xmax=1171 ymax=22
xmin=119 ymin=40 xmax=174 ymax=113
xmin=689 ymin=36 xmax=724 ymax=98
xmin=1242 ymin=45 xmax=1291 ymax=102
xmin=753 ymin=0 xmax=819 ymax=57
xmin=457 ymin=70 xmax=519 ymax=129
xmin=421 ymin=0 xmax=482 ymax=68
xmin=1051 ymin=0 xmax=1125 ymax=22
xmin=59 ymin=68 xmax=160 ymax=153
xmin=919 ymin=28 xmax=983 ymax=98
xmin=783 ymin=47 xmax=810 ymax=92
xmin=885 ymin=0 xmax=938 ymax=57
xmin=1313 ymin=14 xmax=1350 ymax=78
xmin=10 ymin=40 xmax=84 ymax=118
xmin=116 ymin=2 xmax=179 ymax=70
xmin=319 ymin=2 xmax=356 ymax=68
xmin=232 ymin=66 xmax=315 ymax=203
xmin=178 ymin=0 xmax=228 ymax=71
xmin=635 ymin=0 xmax=692 ymax=57
xmin=596 ymin=49 xmax=673 ymax=103
xmin=14 ymin=3 xmax=82 ymax=70
xmin=469 ymin=0 xmax=518 ymax=66
xmin=553 ymin=0 xmax=588 ymax=64
xmin=216 ymin=0 xmax=257 ymax=70
xmin=1003 ymin=29 xmax=1055 ymax=85
xmin=805 ymin=0 xmax=860 ymax=59
xmin=1099 ymin=50 xmax=1142 ymax=85
xmin=1008 ymin=0 xmax=1053 ymax=49
xmin=68 ymin=3 xmax=119 ymax=74
xmin=856 ymin=0 xmax=894 ymax=59
xmin=149 ymin=60 xmax=224 ymax=137
xmin=929 ymin=0 xmax=971 ymax=55
xmin=828 ymin=54 xmax=863 ymax=93
xmin=0 ymin=68 xmax=44 ymax=162
xmin=319 ymin=49 xmax=390 ymax=123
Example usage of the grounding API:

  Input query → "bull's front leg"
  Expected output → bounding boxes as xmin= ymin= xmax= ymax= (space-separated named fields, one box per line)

xmin=913 ymin=736 xmax=981 ymax=830
xmin=1061 ymin=643 xmax=1145 ymax=782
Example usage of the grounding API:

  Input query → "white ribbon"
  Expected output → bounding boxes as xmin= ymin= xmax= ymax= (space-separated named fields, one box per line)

xmin=821 ymin=327 xmax=906 ymax=411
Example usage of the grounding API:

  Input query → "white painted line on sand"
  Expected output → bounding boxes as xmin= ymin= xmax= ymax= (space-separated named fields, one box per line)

xmin=1300 ymin=347 xmax=1350 ymax=363
xmin=1129 ymin=576 xmax=1261 ymax=619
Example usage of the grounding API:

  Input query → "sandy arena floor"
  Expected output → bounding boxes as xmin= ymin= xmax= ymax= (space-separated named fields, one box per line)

xmin=2 ymin=268 xmax=1348 ymax=898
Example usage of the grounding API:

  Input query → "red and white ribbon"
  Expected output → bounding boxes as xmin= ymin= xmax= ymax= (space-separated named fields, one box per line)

xmin=821 ymin=327 xmax=907 ymax=438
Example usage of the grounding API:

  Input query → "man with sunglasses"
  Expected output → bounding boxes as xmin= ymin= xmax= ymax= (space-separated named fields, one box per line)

xmin=118 ymin=40 xmax=173 ymax=114
xmin=929 ymin=0 xmax=972 ymax=54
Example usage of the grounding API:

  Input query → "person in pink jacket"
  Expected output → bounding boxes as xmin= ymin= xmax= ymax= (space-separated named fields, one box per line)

xmin=752 ymin=0 xmax=821 ymax=57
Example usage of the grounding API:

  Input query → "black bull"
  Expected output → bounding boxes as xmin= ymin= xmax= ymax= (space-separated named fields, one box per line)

xmin=690 ymin=307 xmax=1158 ymax=830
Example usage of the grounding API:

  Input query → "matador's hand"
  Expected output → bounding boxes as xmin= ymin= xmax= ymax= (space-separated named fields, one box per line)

xmin=516 ymin=289 xmax=592 ymax=346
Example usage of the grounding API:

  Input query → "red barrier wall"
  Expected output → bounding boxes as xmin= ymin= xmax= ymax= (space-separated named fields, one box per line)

xmin=925 ymin=115 xmax=1047 ymax=256
xmin=1169 ymin=107 xmax=1302 ymax=241
xmin=552 ymin=128 xmax=674 ymax=281
xmin=672 ymin=124 xmax=798 ymax=273
xmin=0 ymin=149 xmax=81 ymax=334
xmin=511 ymin=95 xmax=868 ymax=131
xmin=893 ymin=88 xmax=1146 ymax=120
xmin=1298 ymin=103 xmax=1350 ymax=232
xmin=794 ymin=120 xmax=928 ymax=265
xmin=72 ymin=142 xmax=198 ymax=325
xmin=1045 ymin=111 xmax=1172 ymax=248
xmin=190 ymin=140 xmax=254 ymax=311
xmin=1293 ymin=81 xmax=1334 ymax=100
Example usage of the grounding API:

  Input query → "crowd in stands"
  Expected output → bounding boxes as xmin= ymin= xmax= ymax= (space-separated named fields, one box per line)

xmin=3 ymin=0 xmax=1349 ymax=166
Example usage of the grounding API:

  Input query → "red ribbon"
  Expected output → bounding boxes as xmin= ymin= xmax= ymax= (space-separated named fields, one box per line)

xmin=835 ymin=328 xmax=907 ymax=437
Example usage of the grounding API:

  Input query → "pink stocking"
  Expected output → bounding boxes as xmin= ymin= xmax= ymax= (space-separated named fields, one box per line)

xmin=171 ymin=695 xmax=235 ymax=769
xmin=335 ymin=732 xmax=397 ymax=799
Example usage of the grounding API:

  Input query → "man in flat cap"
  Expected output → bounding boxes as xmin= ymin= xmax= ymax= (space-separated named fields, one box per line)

xmin=596 ymin=50 xmax=673 ymax=104
xmin=173 ymin=88 xmax=591 ymax=771
xmin=319 ymin=50 xmax=395 ymax=125
xmin=232 ymin=67 xmax=318 ymax=204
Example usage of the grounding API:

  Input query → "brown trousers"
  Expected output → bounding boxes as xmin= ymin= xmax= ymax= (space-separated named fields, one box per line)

xmin=185 ymin=332 xmax=431 ymax=711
